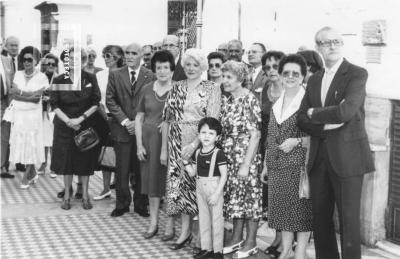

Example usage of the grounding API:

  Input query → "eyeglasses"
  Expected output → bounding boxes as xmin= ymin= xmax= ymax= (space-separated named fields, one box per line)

xmin=23 ymin=58 xmax=33 ymax=63
xmin=102 ymin=53 xmax=113 ymax=59
xmin=217 ymin=48 xmax=227 ymax=52
xmin=317 ymin=39 xmax=343 ymax=48
xmin=143 ymin=53 xmax=152 ymax=56
xmin=263 ymin=64 xmax=279 ymax=71
xmin=162 ymin=44 xmax=178 ymax=49
xmin=125 ymin=51 xmax=138 ymax=55
xmin=47 ymin=62 xmax=56 ymax=67
xmin=88 ymin=54 xmax=96 ymax=58
xmin=247 ymin=50 xmax=262 ymax=55
xmin=209 ymin=63 xmax=221 ymax=69
xmin=229 ymin=49 xmax=241 ymax=54
xmin=282 ymin=70 xmax=301 ymax=78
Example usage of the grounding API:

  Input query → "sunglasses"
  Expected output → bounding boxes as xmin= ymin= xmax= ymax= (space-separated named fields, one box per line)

xmin=263 ymin=64 xmax=279 ymax=71
xmin=47 ymin=62 xmax=56 ymax=67
xmin=88 ymin=54 xmax=96 ymax=58
xmin=102 ymin=53 xmax=113 ymax=59
xmin=317 ymin=39 xmax=343 ymax=48
xmin=209 ymin=63 xmax=221 ymax=69
xmin=282 ymin=70 xmax=301 ymax=78
xmin=23 ymin=58 xmax=33 ymax=63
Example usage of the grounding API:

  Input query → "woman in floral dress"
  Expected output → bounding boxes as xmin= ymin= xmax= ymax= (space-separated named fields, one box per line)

xmin=220 ymin=61 xmax=262 ymax=259
xmin=162 ymin=48 xmax=221 ymax=249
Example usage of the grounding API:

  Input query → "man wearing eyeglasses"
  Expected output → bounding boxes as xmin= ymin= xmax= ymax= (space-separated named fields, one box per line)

xmin=247 ymin=42 xmax=268 ymax=102
xmin=141 ymin=45 xmax=153 ymax=70
xmin=106 ymin=42 xmax=156 ymax=218
xmin=298 ymin=26 xmax=374 ymax=259
xmin=162 ymin=35 xmax=186 ymax=81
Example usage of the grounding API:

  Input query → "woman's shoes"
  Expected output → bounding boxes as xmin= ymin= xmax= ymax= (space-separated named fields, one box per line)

xmin=223 ymin=240 xmax=244 ymax=254
xmin=20 ymin=175 xmax=39 ymax=189
xmin=264 ymin=245 xmax=281 ymax=258
xmin=161 ymin=229 xmax=175 ymax=242
xmin=232 ymin=247 xmax=258 ymax=259
xmin=82 ymin=199 xmax=93 ymax=210
xmin=20 ymin=183 xmax=30 ymax=189
xmin=93 ymin=190 xmax=112 ymax=200
xmin=169 ymin=234 xmax=193 ymax=250
xmin=61 ymin=199 xmax=71 ymax=210
xmin=143 ymin=226 xmax=158 ymax=239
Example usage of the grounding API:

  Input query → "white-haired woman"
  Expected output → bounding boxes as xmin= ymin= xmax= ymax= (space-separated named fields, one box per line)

xmin=162 ymin=48 xmax=221 ymax=250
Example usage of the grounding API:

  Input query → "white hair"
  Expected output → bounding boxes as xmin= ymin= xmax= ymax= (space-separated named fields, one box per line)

xmin=181 ymin=48 xmax=208 ymax=72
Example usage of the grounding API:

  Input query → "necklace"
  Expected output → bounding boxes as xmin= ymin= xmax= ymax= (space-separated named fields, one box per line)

xmin=153 ymin=81 xmax=170 ymax=102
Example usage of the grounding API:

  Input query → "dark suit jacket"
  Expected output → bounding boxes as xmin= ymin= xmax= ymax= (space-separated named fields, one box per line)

xmin=106 ymin=66 xmax=156 ymax=142
xmin=250 ymin=69 xmax=268 ymax=102
xmin=172 ymin=56 xmax=187 ymax=81
xmin=1 ymin=55 xmax=15 ymax=116
xmin=298 ymin=59 xmax=375 ymax=177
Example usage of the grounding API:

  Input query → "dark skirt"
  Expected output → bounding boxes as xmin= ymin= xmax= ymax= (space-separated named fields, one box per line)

xmin=140 ymin=123 xmax=167 ymax=197
xmin=51 ymin=111 xmax=109 ymax=176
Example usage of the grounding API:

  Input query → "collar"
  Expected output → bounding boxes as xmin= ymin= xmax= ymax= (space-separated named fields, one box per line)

xmin=325 ymin=57 xmax=343 ymax=75
xmin=253 ymin=65 xmax=262 ymax=77
xmin=175 ymin=56 xmax=180 ymax=66
xmin=128 ymin=66 xmax=140 ymax=77
xmin=273 ymin=87 xmax=305 ymax=125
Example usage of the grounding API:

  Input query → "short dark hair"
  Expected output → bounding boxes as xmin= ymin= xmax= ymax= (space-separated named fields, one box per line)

xmin=261 ymin=51 xmax=286 ymax=66
xmin=297 ymin=50 xmax=323 ymax=73
xmin=44 ymin=53 xmax=59 ymax=66
xmin=150 ymin=50 xmax=175 ymax=73
xmin=278 ymin=54 xmax=308 ymax=78
xmin=19 ymin=46 xmax=41 ymax=64
xmin=103 ymin=45 xmax=125 ymax=68
xmin=198 ymin=117 xmax=222 ymax=135
xmin=143 ymin=45 xmax=153 ymax=51
xmin=207 ymin=51 xmax=225 ymax=63
xmin=252 ymin=42 xmax=266 ymax=53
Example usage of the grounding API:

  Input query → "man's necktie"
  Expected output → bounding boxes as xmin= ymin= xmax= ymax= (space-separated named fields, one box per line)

xmin=11 ymin=57 xmax=16 ymax=72
xmin=0 ymin=75 xmax=4 ymax=98
xmin=130 ymin=71 xmax=136 ymax=94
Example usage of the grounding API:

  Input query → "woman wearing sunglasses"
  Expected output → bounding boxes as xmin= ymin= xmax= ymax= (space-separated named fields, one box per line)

xmin=6 ymin=46 xmax=49 ymax=188
xmin=84 ymin=48 xmax=103 ymax=75
xmin=93 ymin=45 xmax=124 ymax=201
xmin=262 ymin=54 xmax=312 ymax=259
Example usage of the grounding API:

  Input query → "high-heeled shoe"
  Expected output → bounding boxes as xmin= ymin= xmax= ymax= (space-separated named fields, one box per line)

xmin=61 ymin=199 xmax=71 ymax=210
xmin=169 ymin=234 xmax=193 ymax=250
xmin=28 ymin=174 xmax=39 ymax=185
xmin=161 ymin=228 xmax=175 ymax=242
xmin=143 ymin=226 xmax=158 ymax=239
xmin=82 ymin=199 xmax=93 ymax=210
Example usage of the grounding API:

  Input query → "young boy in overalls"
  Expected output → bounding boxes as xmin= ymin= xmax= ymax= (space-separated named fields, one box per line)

xmin=183 ymin=117 xmax=227 ymax=259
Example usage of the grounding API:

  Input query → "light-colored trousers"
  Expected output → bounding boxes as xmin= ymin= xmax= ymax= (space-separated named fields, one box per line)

xmin=196 ymin=176 xmax=224 ymax=253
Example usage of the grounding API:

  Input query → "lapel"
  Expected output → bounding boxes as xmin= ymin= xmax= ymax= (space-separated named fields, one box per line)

xmin=312 ymin=71 xmax=324 ymax=107
xmin=0 ymin=56 xmax=13 ymax=89
xmin=324 ymin=59 xmax=349 ymax=106
xmin=253 ymin=70 xmax=267 ymax=91
xmin=273 ymin=87 xmax=305 ymax=125
xmin=134 ymin=66 xmax=148 ymax=96
xmin=120 ymin=66 xmax=133 ymax=95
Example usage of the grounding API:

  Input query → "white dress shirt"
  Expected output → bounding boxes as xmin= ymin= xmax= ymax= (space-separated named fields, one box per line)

xmin=121 ymin=66 xmax=141 ymax=126
xmin=252 ymin=65 xmax=262 ymax=83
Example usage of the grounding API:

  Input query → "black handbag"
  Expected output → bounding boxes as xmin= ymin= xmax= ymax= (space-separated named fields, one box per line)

xmin=74 ymin=127 xmax=100 ymax=151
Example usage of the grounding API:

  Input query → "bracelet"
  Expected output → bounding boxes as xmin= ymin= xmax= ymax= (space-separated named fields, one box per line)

xmin=82 ymin=113 xmax=88 ymax=120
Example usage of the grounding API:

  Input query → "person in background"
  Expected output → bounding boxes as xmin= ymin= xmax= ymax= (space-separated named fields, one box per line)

xmin=183 ymin=117 xmax=227 ymax=259
xmin=247 ymin=42 xmax=268 ymax=102
xmin=217 ymin=42 xmax=229 ymax=59
xmin=84 ymin=48 xmax=103 ymax=74
xmin=297 ymin=50 xmax=323 ymax=84
xmin=220 ymin=61 xmax=262 ymax=259
xmin=38 ymin=53 xmax=58 ymax=178
xmin=2 ymin=36 xmax=20 ymax=71
xmin=162 ymin=48 xmax=221 ymax=250
xmin=93 ymin=45 xmax=125 ymax=201
xmin=260 ymin=50 xmax=286 ymax=258
xmin=153 ymin=41 xmax=163 ymax=52
xmin=0 ymin=48 xmax=15 ymax=178
xmin=262 ymin=54 xmax=312 ymax=259
xmin=162 ymin=35 xmax=186 ymax=81
xmin=298 ymin=26 xmax=374 ymax=259
xmin=207 ymin=51 xmax=224 ymax=85
xmin=142 ymin=45 xmax=153 ymax=69
xmin=7 ymin=46 xmax=49 ymax=188
xmin=227 ymin=39 xmax=245 ymax=63
xmin=135 ymin=50 xmax=174 ymax=238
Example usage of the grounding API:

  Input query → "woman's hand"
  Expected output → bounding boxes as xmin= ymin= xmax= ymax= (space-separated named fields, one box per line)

xmin=9 ymin=87 xmax=20 ymax=95
xmin=278 ymin=138 xmax=299 ymax=153
xmin=237 ymin=163 xmax=250 ymax=179
xmin=260 ymin=166 xmax=268 ymax=184
xmin=68 ymin=117 xmax=83 ymax=127
xmin=137 ymin=145 xmax=147 ymax=161
xmin=182 ymin=144 xmax=196 ymax=161
xmin=160 ymin=149 xmax=168 ymax=166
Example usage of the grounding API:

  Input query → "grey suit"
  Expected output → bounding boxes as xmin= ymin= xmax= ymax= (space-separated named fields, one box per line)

xmin=249 ymin=69 xmax=268 ymax=103
xmin=1 ymin=56 xmax=15 ymax=169
xmin=106 ymin=66 xmax=156 ymax=210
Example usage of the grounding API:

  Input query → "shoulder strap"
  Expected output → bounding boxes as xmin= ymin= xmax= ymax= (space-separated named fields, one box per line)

xmin=208 ymin=148 xmax=219 ymax=177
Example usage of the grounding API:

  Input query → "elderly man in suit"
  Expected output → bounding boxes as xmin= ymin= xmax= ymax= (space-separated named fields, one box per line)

xmin=247 ymin=42 xmax=268 ymax=102
xmin=0 ymin=54 xmax=15 ymax=178
xmin=298 ymin=26 xmax=375 ymax=259
xmin=106 ymin=42 xmax=156 ymax=217
xmin=162 ymin=35 xmax=186 ymax=81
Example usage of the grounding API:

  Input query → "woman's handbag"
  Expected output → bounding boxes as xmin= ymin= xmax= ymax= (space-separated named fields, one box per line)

xmin=299 ymin=166 xmax=310 ymax=199
xmin=98 ymin=145 xmax=116 ymax=168
xmin=74 ymin=127 xmax=100 ymax=151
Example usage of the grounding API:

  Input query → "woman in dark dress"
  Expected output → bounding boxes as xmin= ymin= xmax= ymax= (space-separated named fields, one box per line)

xmin=263 ymin=54 xmax=312 ymax=259
xmin=135 ymin=50 xmax=174 ymax=239
xmin=50 ymin=47 xmax=108 ymax=210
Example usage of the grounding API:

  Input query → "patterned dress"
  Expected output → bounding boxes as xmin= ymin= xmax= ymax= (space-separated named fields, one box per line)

xmin=265 ymin=89 xmax=313 ymax=232
xmin=220 ymin=92 xmax=263 ymax=219
xmin=163 ymin=80 xmax=221 ymax=216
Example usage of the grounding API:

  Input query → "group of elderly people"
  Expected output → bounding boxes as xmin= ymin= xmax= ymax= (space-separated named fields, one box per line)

xmin=2 ymin=32 xmax=325 ymax=259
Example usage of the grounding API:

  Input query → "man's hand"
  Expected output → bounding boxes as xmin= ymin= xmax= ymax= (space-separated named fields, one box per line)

xmin=307 ymin=108 xmax=314 ymax=119
xmin=125 ymin=120 xmax=135 ymax=135
xmin=137 ymin=145 xmax=147 ymax=161
xmin=278 ymin=138 xmax=299 ymax=153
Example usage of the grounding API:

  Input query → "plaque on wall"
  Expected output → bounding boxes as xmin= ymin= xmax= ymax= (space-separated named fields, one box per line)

xmin=362 ymin=20 xmax=386 ymax=46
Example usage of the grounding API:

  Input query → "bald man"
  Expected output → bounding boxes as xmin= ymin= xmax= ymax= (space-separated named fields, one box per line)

xmin=162 ymin=35 xmax=186 ymax=81
xmin=106 ymin=42 xmax=156 ymax=217
xmin=216 ymin=42 xmax=228 ymax=59
xmin=2 ymin=36 xmax=20 ymax=71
